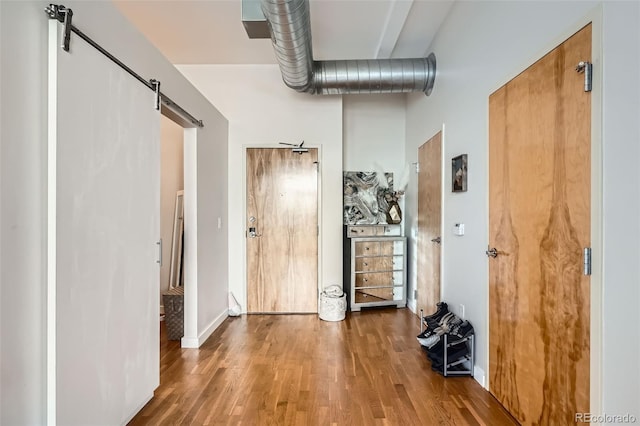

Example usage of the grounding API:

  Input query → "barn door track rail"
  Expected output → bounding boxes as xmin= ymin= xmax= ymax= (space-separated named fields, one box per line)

xmin=45 ymin=4 xmax=204 ymax=128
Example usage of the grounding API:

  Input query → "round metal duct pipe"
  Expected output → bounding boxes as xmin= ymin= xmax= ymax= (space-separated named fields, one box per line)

xmin=261 ymin=0 xmax=437 ymax=96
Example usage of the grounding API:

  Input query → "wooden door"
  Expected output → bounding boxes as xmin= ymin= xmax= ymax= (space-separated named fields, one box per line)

xmin=488 ymin=24 xmax=591 ymax=425
xmin=246 ymin=148 xmax=318 ymax=313
xmin=417 ymin=132 xmax=442 ymax=316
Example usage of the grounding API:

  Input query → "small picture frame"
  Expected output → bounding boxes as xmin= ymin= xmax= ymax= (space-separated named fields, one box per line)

xmin=452 ymin=154 xmax=468 ymax=192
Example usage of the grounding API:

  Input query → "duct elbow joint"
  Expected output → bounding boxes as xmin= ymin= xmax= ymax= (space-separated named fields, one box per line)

xmin=423 ymin=53 xmax=437 ymax=96
xmin=283 ymin=79 xmax=315 ymax=94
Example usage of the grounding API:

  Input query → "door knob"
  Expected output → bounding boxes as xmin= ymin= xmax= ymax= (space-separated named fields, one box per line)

xmin=431 ymin=237 xmax=441 ymax=244
xmin=486 ymin=246 xmax=498 ymax=258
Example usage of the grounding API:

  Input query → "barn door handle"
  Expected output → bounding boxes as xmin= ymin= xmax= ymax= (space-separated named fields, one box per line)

xmin=431 ymin=237 xmax=441 ymax=244
xmin=156 ymin=239 xmax=162 ymax=265
xmin=486 ymin=246 xmax=498 ymax=258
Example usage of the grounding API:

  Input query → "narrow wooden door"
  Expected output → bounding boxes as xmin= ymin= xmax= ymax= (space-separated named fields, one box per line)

xmin=488 ymin=25 xmax=591 ymax=425
xmin=246 ymin=148 xmax=318 ymax=313
xmin=417 ymin=132 xmax=442 ymax=316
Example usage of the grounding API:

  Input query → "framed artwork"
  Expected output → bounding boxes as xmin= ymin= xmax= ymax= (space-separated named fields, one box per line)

xmin=452 ymin=154 xmax=468 ymax=192
xmin=343 ymin=171 xmax=393 ymax=224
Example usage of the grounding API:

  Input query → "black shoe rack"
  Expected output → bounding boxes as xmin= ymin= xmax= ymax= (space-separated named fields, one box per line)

xmin=420 ymin=310 xmax=474 ymax=377
xmin=440 ymin=333 xmax=474 ymax=377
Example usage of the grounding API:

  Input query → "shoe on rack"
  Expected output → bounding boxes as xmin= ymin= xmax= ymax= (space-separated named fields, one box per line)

xmin=417 ymin=333 xmax=436 ymax=347
xmin=423 ymin=334 xmax=442 ymax=349
xmin=449 ymin=320 xmax=474 ymax=339
xmin=422 ymin=302 xmax=449 ymax=322
xmin=425 ymin=311 xmax=455 ymax=330
xmin=417 ymin=328 xmax=432 ymax=339
xmin=429 ymin=344 xmax=470 ymax=368
xmin=427 ymin=334 xmax=467 ymax=354
xmin=428 ymin=313 xmax=462 ymax=335
xmin=420 ymin=313 xmax=462 ymax=348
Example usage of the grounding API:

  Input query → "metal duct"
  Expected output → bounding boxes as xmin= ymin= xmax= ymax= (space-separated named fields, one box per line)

xmin=260 ymin=0 xmax=436 ymax=95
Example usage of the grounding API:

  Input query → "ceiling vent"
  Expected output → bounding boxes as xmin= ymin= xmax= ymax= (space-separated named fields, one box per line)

xmin=242 ymin=0 xmax=436 ymax=96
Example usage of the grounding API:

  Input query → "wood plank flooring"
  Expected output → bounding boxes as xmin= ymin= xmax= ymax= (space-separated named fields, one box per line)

xmin=129 ymin=308 xmax=517 ymax=425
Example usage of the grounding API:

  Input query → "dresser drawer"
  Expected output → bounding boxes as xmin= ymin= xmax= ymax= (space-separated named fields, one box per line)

xmin=347 ymin=225 xmax=401 ymax=237
xmin=354 ymin=241 xmax=381 ymax=256
xmin=355 ymin=288 xmax=394 ymax=302
xmin=355 ymin=272 xmax=394 ymax=287
xmin=355 ymin=256 xmax=392 ymax=272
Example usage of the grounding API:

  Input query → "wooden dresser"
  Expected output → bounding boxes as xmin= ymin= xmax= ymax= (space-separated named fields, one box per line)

xmin=343 ymin=225 xmax=406 ymax=311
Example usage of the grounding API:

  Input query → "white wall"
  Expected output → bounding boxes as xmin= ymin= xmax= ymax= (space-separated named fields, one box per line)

xmin=600 ymin=1 xmax=640 ymax=416
xmin=0 ymin=1 xmax=229 ymax=423
xmin=177 ymin=64 xmax=342 ymax=307
xmin=404 ymin=0 xmax=639 ymax=417
xmin=343 ymin=94 xmax=408 ymax=229
xmin=160 ymin=116 xmax=184 ymax=307
xmin=1 ymin=2 xmax=48 ymax=423
xmin=343 ymin=94 xmax=406 ymax=174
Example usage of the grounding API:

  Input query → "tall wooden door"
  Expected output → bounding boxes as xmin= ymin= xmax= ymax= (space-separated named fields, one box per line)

xmin=417 ymin=132 xmax=442 ymax=316
xmin=246 ymin=148 xmax=318 ymax=313
xmin=488 ymin=25 xmax=591 ymax=425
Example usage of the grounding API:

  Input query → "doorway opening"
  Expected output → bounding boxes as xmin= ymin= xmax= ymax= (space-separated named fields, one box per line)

xmin=160 ymin=116 xmax=184 ymax=320
xmin=159 ymin=108 xmax=197 ymax=348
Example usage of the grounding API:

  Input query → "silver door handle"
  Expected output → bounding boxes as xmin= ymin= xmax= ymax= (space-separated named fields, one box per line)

xmin=248 ymin=227 xmax=262 ymax=238
xmin=431 ymin=237 xmax=441 ymax=244
xmin=486 ymin=246 xmax=498 ymax=258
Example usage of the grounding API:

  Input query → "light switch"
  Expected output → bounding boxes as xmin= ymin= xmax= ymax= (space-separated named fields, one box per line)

xmin=454 ymin=223 xmax=465 ymax=236
xmin=217 ymin=217 xmax=222 ymax=229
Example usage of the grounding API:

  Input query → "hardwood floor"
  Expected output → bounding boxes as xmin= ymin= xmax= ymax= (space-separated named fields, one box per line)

xmin=129 ymin=308 xmax=517 ymax=425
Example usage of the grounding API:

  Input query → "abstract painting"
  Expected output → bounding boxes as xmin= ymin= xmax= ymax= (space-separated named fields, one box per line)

xmin=343 ymin=171 xmax=393 ymax=225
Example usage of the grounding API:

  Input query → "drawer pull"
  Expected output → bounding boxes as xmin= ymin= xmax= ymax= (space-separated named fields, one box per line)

xmin=364 ymin=262 xmax=368 ymax=266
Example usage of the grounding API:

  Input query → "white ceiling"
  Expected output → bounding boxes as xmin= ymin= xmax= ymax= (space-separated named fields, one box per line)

xmin=113 ymin=0 xmax=454 ymax=65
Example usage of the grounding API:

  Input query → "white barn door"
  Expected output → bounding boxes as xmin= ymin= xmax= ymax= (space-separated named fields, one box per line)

xmin=48 ymin=22 xmax=160 ymax=425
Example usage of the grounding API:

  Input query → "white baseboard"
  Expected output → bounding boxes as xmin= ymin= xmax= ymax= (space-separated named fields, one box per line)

xmin=181 ymin=336 xmax=199 ymax=348
xmin=181 ymin=308 xmax=228 ymax=348
xmin=407 ymin=298 xmax=417 ymax=314
xmin=474 ymin=365 xmax=487 ymax=389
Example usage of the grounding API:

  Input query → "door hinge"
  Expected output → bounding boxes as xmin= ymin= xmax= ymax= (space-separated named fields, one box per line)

xmin=576 ymin=61 xmax=593 ymax=92
xmin=583 ymin=247 xmax=592 ymax=276
xmin=413 ymin=162 xmax=420 ymax=173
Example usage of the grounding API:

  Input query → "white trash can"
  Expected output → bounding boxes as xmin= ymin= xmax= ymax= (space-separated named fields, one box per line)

xmin=319 ymin=285 xmax=346 ymax=322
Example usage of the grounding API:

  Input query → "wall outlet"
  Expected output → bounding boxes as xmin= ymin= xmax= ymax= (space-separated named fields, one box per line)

xmin=459 ymin=303 xmax=465 ymax=319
